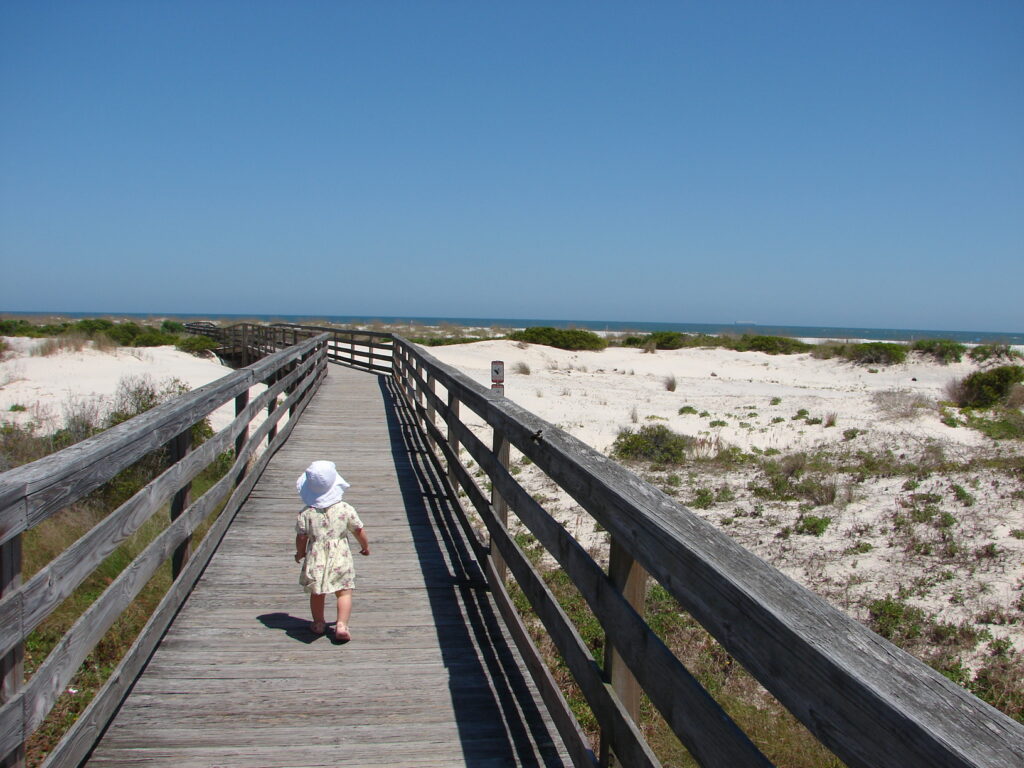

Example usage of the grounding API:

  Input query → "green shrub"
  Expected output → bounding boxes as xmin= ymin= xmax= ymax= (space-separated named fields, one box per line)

xmin=795 ymin=515 xmax=831 ymax=536
xmin=733 ymin=334 xmax=811 ymax=355
xmin=629 ymin=331 xmax=688 ymax=349
xmin=951 ymin=484 xmax=975 ymax=506
xmin=912 ymin=339 xmax=966 ymax=364
xmin=72 ymin=318 xmax=115 ymax=335
xmin=176 ymin=335 xmax=219 ymax=355
xmin=689 ymin=487 xmax=714 ymax=509
xmin=161 ymin=320 xmax=186 ymax=334
xmin=678 ymin=405 xmax=698 ymax=415
xmin=508 ymin=327 xmax=607 ymax=351
xmin=969 ymin=343 xmax=1022 ymax=364
xmin=845 ymin=342 xmax=907 ymax=365
xmin=966 ymin=409 xmax=1024 ymax=440
xmin=0 ymin=318 xmax=39 ymax=336
xmin=869 ymin=596 xmax=925 ymax=642
xmin=408 ymin=335 xmax=492 ymax=346
xmin=620 ymin=332 xmax=810 ymax=355
xmin=957 ymin=366 xmax=1024 ymax=408
xmin=132 ymin=330 xmax=178 ymax=347
xmin=611 ymin=424 xmax=694 ymax=464
xmin=103 ymin=322 xmax=143 ymax=346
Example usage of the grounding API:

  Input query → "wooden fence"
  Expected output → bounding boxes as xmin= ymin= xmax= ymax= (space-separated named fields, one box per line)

xmin=184 ymin=321 xmax=392 ymax=373
xmin=0 ymin=333 xmax=329 ymax=768
xmin=386 ymin=336 xmax=1024 ymax=768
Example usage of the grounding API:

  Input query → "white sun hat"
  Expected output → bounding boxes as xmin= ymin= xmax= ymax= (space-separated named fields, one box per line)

xmin=297 ymin=460 xmax=350 ymax=508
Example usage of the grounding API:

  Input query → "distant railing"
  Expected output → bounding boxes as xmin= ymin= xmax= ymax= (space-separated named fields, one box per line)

xmin=184 ymin=321 xmax=392 ymax=374
xmin=0 ymin=333 xmax=329 ymax=768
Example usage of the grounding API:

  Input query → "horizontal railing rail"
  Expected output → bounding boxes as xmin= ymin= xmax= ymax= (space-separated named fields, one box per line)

xmin=0 ymin=333 xmax=330 ymax=768
xmin=387 ymin=335 xmax=1024 ymax=768
xmin=184 ymin=321 xmax=392 ymax=374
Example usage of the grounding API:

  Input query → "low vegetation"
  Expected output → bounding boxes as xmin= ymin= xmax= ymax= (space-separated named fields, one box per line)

xmin=508 ymin=326 xmax=608 ymax=351
xmin=911 ymin=339 xmax=967 ymax=364
xmin=0 ymin=317 xmax=219 ymax=354
xmin=621 ymin=332 xmax=812 ymax=355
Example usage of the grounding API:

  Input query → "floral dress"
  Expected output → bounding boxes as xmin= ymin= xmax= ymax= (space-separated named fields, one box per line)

xmin=296 ymin=501 xmax=364 ymax=594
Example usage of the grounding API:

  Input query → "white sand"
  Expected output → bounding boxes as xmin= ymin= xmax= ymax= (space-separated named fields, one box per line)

xmin=0 ymin=337 xmax=246 ymax=435
xmin=427 ymin=339 xmax=1024 ymax=661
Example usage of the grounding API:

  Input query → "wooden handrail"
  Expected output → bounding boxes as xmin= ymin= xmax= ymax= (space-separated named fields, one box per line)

xmin=0 ymin=334 xmax=329 ymax=767
xmin=386 ymin=334 xmax=1024 ymax=768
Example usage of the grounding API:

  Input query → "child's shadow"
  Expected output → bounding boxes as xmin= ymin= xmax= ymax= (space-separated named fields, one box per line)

xmin=257 ymin=612 xmax=341 ymax=645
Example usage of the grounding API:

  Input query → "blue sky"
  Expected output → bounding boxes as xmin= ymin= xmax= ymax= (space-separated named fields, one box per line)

xmin=2 ymin=2 xmax=1021 ymax=332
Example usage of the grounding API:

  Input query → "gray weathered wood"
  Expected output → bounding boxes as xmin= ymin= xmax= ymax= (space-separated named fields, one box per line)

xmin=0 ymin=535 xmax=24 ymax=768
xmin=74 ymin=362 xmax=569 ymax=767
xmin=418 ymin=390 xmax=770 ymax=767
xmin=396 ymin=338 xmax=1024 ymax=768
xmin=601 ymin=541 xmax=647 ymax=768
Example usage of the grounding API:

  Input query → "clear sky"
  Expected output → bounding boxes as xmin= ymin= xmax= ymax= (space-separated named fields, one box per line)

xmin=2 ymin=2 xmax=1022 ymax=332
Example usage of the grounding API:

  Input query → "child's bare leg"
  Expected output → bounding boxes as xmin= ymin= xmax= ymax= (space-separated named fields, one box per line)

xmin=309 ymin=593 xmax=326 ymax=633
xmin=334 ymin=589 xmax=353 ymax=638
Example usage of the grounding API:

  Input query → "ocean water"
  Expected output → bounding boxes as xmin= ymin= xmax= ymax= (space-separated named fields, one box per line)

xmin=9 ymin=311 xmax=1023 ymax=345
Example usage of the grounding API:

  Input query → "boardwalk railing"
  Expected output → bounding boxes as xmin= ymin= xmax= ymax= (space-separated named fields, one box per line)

xmin=385 ymin=335 xmax=1024 ymax=768
xmin=184 ymin=321 xmax=392 ymax=373
xmin=0 ymin=333 xmax=329 ymax=768
xmin=3 ymin=320 xmax=1024 ymax=768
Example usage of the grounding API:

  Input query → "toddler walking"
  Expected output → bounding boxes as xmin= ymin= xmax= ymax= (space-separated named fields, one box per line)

xmin=294 ymin=460 xmax=370 ymax=641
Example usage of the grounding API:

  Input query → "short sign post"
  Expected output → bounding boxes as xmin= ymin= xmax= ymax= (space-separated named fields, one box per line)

xmin=491 ymin=360 xmax=504 ymax=396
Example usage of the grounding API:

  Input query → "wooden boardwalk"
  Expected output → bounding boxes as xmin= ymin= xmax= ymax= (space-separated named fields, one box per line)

xmin=84 ymin=364 xmax=571 ymax=767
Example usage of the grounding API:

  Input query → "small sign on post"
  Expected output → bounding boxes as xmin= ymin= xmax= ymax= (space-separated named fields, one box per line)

xmin=491 ymin=360 xmax=504 ymax=396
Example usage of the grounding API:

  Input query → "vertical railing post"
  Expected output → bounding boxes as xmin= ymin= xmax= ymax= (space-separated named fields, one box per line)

xmin=234 ymin=388 xmax=250 ymax=486
xmin=491 ymin=427 xmax=510 ymax=583
xmin=291 ymin=350 xmax=307 ymax=418
xmin=447 ymin=391 xmax=460 ymax=491
xmin=425 ymin=372 xmax=436 ymax=453
xmin=168 ymin=428 xmax=193 ymax=578
xmin=1 ymin=533 xmax=25 ymax=768
xmin=414 ymin=359 xmax=426 ymax=420
xmin=240 ymin=324 xmax=249 ymax=366
xmin=266 ymin=372 xmax=279 ymax=446
xmin=599 ymin=537 xmax=649 ymax=767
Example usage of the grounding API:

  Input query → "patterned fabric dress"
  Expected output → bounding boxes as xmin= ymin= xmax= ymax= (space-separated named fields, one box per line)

xmin=296 ymin=501 xmax=364 ymax=594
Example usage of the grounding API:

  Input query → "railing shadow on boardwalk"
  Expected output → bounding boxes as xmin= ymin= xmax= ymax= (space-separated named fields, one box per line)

xmin=378 ymin=375 xmax=565 ymax=768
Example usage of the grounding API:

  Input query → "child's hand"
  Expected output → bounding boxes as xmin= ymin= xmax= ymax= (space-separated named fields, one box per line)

xmin=359 ymin=548 xmax=370 ymax=556
xmin=294 ymin=552 xmax=304 ymax=563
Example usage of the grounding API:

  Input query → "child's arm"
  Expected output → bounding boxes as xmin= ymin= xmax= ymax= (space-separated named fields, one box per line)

xmin=294 ymin=533 xmax=308 ymax=562
xmin=354 ymin=527 xmax=370 ymax=556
